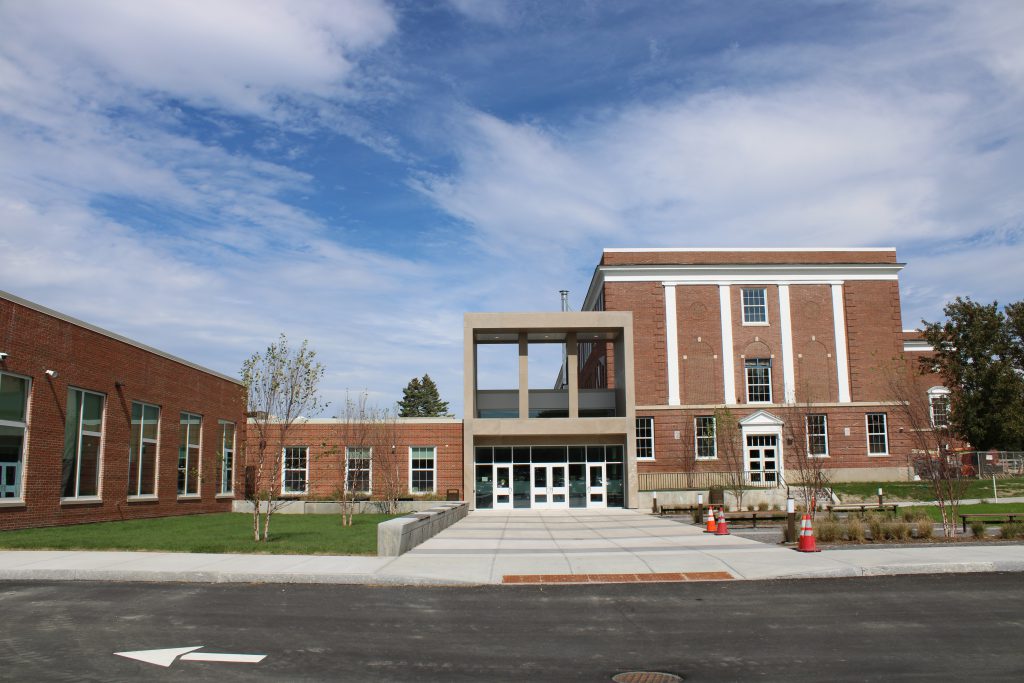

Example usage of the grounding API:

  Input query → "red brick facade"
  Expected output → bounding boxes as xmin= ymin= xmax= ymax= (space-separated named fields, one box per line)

xmin=0 ymin=293 xmax=244 ymax=531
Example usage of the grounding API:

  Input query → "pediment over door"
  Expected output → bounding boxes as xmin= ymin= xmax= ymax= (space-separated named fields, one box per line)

xmin=738 ymin=409 xmax=784 ymax=428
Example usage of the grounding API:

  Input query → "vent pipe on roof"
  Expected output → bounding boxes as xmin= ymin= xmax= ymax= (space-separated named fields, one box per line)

xmin=560 ymin=290 xmax=569 ymax=312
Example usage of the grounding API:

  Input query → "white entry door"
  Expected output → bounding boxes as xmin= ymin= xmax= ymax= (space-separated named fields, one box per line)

xmin=493 ymin=465 xmax=512 ymax=509
xmin=531 ymin=464 xmax=569 ymax=509
xmin=587 ymin=463 xmax=607 ymax=508
xmin=745 ymin=434 xmax=780 ymax=484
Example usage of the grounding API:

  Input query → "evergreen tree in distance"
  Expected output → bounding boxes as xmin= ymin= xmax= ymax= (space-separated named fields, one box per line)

xmin=398 ymin=374 xmax=450 ymax=417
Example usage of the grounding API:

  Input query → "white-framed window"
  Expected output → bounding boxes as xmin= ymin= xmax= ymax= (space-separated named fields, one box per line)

xmin=928 ymin=387 xmax=950 ymax=428
xmin=346 ymin=446 xmax=372 ymax=493
xmin=866 ymin=413 xmax=888 ymax=455
xmin=282 ymin=445 xmax=308 ymax=494
xmin=741 ymin=288 xmax=768 ymax=324
xmin=410 ymin=446 xmax=436 ymax=493
xmin=745 ymin=358 xmax=772 ymax=403
xmin=806 ymin=414 xmax=828 ymax=456
xmin=695 ymin=416 xmax=717 ymax=459
xmin=178 ymin=412 xmax=201 ymax=496
xmin=219 ymin=420 xmax=235 ymax=495
xmin=62 ymin=388 xmax=105 ymax=499
xmin=128 ymin=402 xmax=160 ymax=497
xmin=0 ymin=372 xmax=31 ymax=500
xmin=636 ymin=417 xmax=655 ymax=459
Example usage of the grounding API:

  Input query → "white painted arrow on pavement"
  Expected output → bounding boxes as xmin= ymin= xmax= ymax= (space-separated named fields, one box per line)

xmin=114 ymin=646 xmax=266 ymax=667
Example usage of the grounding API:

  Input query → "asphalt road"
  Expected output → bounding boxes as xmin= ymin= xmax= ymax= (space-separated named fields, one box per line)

xmin=1 ymin=574 xmax=1022 ymax=682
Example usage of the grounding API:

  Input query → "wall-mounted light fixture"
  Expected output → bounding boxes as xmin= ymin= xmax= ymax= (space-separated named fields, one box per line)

xmin=115 ymin=380 xmax=127 ymax=389
xmin=0 ymin=352 xmax=8 ymax=361
xmin=45 ymin=369 xmax=58 ymax=378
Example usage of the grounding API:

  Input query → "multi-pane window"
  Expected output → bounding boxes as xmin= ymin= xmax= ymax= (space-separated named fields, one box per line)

xmin=346 ymin=447 xmax=372 ymax=493
xmin=745 ymin=358 xmax=772 ymax=403
xmin=929 ymin=390 xmax=950 ymax=428
xmin=866 ymin=413 xmax=888 ymax=455
xmin=219 ymin=420 xmax=235 ymax=495
xmin=62 ymin=388 xmax=104 ymax=498
xmin=410 ymin=446 xmax=436 ymax=493
xmin=0 ymin=373 xmax=30 ymax=499
xmin=636 ymin=417 xmax=655 ymax=459
xmin=282 ymin=446 xmax=308 ymax=494
xmin=695 ymin=416 xmax=717 ymax=459
xmin=741 ymin=288 xmax=768 ymax=323
xmin=128 ymin=402 xmax=159 ymax=497
xmin=806 ymin=414 xmax=829 ymax=456
xmin=178 ymin=412 xmax=201 ymax=495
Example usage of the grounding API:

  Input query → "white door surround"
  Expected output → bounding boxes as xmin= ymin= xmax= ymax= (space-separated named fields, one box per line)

xmin=739 ymin=410 xmax=785 ymax=483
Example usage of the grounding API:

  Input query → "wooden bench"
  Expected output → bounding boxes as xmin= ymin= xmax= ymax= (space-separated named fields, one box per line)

xmin=658 ymin=506 xmax=697 ymax=516
xmin=960 ymin=513 xmax=1022 ymax=533
xmin=827 ymin=504 xmax=900 ymax=514
xmin=721 ymin=511 xmax=788 ymax=528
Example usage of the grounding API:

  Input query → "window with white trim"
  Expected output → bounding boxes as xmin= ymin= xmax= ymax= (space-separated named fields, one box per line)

xmin=282 ymin=446 xmax=308 ymax=494
xmin=866 ymin=413 xmax=888 ymax=455
xmin=695 ymin=416 xmax=717 ymax=459
xmin=178 ymin=412 xmax=201 ymax=495
xmin=741 ymin=288 xmax=768 ymax=323
xmin=128 ymin=402 xmax=159 ymax=497
xmin=410 ymin=446 xmax=436 ymax=493
xmin=346 ymin=446 xmax=372 ymax=493
xmin=928 ymin=387 xmax=950 ymax=428
xmin=62 ymin=388 xmax=105 ymax=499
xmin=636 ymin=417 xmax=655 ymax=459
xmin=745 ymin=358 xmax=772 ymax=403
xmin=806 ymin=414 xmax=828 ymax=456
xmin=0 ymin=372 xmax=30 ymax=499
xmin=219 ymin=420 xmax=235 ymax=495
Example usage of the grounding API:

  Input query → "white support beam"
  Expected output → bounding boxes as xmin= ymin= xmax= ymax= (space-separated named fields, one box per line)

xmin=719 ymin=285 xmax=736 ymax=404
xmin=664 ymin=284 xmax=680 ymax=405
xmin=779 ymin=284 xmax=796 ymax=404
xmin=831 ymin=284 xmax=852 ymax=403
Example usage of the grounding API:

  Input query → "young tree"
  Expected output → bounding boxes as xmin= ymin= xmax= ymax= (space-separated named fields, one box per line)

xmin=714 ymin=407 xmax=747 ymax=511
xmin=397 ymin=374 xmax=450 ymax=417
xmin=335 ymin=391 xmax=402 ymax=524
xmin=922 ymin=297 xmax=1024 ymax=450
xmin=782 ymin=405 xmax=833 ymax=519
xmin=241 ymin=334 xmax=326 ymax=542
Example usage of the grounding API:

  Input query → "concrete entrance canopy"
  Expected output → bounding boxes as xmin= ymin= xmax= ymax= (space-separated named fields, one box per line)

xmin=463 ymin=312 xmax=637 ymax=510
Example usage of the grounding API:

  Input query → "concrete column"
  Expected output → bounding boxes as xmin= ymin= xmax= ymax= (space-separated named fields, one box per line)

xmin=664 ymin=284 xmax=680 ymax=405
xmin=779 ymin=284 xmax=796 ymax=403
xmin=518 ymin=332 xmax=529 ymax=419
xmin=831 ymin=284 xmax=852 ymax=402
xmin=567 ymin=331 xmax=579 ymax=418
xmin=719 ymin=285 xmax=736 ymax=404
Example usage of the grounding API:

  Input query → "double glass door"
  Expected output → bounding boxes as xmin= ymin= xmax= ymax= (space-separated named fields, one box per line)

xmin=532 ymin=464 xmax=568 ymax=508
xmin=746 ymin=434 xmax=779 ymax=484
xmin=485 ymin=463 xmax=609 ymax=509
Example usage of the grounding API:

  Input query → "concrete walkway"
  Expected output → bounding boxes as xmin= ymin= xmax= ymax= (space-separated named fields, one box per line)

xmin=1 ymin=509 xmax=1023 ymax=586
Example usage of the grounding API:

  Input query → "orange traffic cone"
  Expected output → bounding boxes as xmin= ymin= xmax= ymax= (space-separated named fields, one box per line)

xmin=797 ymin=513 xmax=820 ymax=552
xmin=715 ymin=508 xmax=730 ymax=535
xmin=703 ymin=506 xmax=718 ymax=533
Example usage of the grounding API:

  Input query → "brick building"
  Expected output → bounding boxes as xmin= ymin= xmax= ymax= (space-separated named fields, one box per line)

xmin=0 ymin=290 xmax=244 ymax=530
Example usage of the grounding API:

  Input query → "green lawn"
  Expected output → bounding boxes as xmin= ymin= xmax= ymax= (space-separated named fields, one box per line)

xmin=830 ymin=477 xmax=1024 ymax=502
xmin=0 ymin=513 xmax=395 ymax=555
xmin=903 ymin=502 xmax=1024 ymax=523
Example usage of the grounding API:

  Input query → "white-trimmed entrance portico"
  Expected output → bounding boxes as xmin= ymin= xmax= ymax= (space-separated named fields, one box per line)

xmin=739 ymin=410 xmax=784 ymax=485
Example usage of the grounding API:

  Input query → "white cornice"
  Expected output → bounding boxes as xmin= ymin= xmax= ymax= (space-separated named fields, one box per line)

xmin=604 ymin=247 xmax=897 ymax=253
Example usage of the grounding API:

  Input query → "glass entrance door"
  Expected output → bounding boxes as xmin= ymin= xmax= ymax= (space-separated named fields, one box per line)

xmin=587 ymin=463 xmax=607 ymax=508
xmin=745 ymin=434 xmax=779 ymax=484
xmin=531 ymin=464 xmax=568 ymax=509
xmin=494 ymin=465 xmax=512 ymax=509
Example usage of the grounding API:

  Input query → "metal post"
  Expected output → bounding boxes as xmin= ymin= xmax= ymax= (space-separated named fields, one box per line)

xmin=786 ymin=497 xmax=796 ymax=543
xmin=993 ymin=475 xmax=998 ymax=502
xmin=652 ymin=491 xmax=658 ymax=514
xmin=697 ymin=493 xmax=704 ymax=526
xmin=877 ymin=487 xmax=883 ymax=509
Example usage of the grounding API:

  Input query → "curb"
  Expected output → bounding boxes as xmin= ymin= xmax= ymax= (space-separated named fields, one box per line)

xmin=0 ymin=568 xmax=481 ymax=587
xmin=770 ymin=560 xmax=1024 ymax=581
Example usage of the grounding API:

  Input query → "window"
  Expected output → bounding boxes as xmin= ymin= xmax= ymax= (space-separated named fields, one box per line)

xmin=695 ymin=416 xmax=717 ymax=459
xmin=745 ymin=358 xmax=772 ymax=403
xmin=866 ymin=413 xmax=888 ymax=455
xmin=741 ymin=288 xmax=768 ymax=324
xmin=282 ymin=446 xmax=308 ymax=494
xmin=806 ymin=414 xmax=828 ymax=456
xmin=62 ymin=388 xmax=104 ymax=499
xmin=636 ymin=417 xmax=654 ymax=459
xmin=929 ymin=388 xmax=950 ymax=428
xmin=219 ymin=420 xmax=235 ymax=495
xmin=128 ymin=402 xmax=159 ymax=497
xmin=178 ymin=412 xmax=201 ymax=496
xmin=410 ymin=446 xmax=436 ymax=493
xmin=346 ymin=446 xmax=372 ymax=493
xmin=0 ymin=372 xmax=30 ymax=499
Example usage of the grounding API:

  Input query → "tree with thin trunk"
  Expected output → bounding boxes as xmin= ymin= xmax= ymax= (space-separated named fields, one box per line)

xmin=335 ymin=391 xmax=402 ymax=524
xmin=714 ymin=407 xmax=746 ymax=511
xmin=241 ymin=334 xmax=326 ymax=542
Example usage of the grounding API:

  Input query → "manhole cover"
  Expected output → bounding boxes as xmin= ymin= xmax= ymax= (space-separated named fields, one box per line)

xmin=612 ymin=672 xmax=684 ymax=683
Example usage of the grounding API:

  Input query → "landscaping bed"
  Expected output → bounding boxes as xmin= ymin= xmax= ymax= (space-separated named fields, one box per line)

xmin=0 ymin=512 xmax=396 ymax=555
xmin=830 ymin=477 xmax=1024 ymax=502
xmin=812 ymin=504 xmax=1024 ymax=545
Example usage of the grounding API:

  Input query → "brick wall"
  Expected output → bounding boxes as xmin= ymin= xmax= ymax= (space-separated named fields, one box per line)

xmin=605 ymin=281 xmax=666 ymax=405
xmin=0 ymin=296 xmax=244 ymax=531
xmin=844 ymin=280 xmax=904 ymax=401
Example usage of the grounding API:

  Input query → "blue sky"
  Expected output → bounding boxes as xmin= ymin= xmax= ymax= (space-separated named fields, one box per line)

xmin=1 ymin=0 xmax=1022 ymax=416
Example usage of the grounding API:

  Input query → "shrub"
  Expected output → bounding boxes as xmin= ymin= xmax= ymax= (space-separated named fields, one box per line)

xmin=915 ymin=519 xmax=934 ymax=539
xmin=868 ymin=516 xmax=885 ymax=541
xmin=970 ymin=521 xmax=987 ymax=539
xmin=844 ymin=516 xmax=865 ymax=542
xmin=1000 ymin=521 xmax=1024 ymax=540
xmin=814 ymin=516 xmax=842 ymax=543
xmin=885 ymin=521 xmax=911 ymax=541
xmin=757 ymin=502 xmax=770 ymax=511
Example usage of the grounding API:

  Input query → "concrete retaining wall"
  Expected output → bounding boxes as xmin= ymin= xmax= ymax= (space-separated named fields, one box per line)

xmin=231 ymin=500 xmax=453 ymax=515
xmin=377 ymin=503 xmax=468 ymax=556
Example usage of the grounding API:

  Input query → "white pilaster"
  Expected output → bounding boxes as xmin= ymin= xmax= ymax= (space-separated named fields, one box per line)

xmin=779 ymin=284 xmax=796 ymax=403
xmin=664 ymin=284 xmax=680 ymax=405
xmin=831 ymin=283 xmax=852 ymax=402
xmin=719 ymin=285 xmax=736 ymax=404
